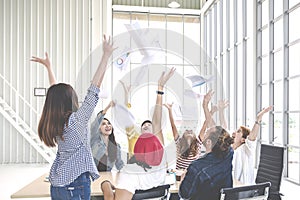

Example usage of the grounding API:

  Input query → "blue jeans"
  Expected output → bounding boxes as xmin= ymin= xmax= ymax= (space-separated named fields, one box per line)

xmin=51 ymin=172 xmax=91 ymax=200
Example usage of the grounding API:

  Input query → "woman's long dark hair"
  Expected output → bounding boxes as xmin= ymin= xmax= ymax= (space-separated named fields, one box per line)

xmin=38 ymin=83 xmax=79 ymax=147
xmin=102 ymin=118 xmax=117 ymax=162
xmin=178 ymin=132 xmax=198 ymax=158
xmin=209 ymin=126 xmax=234 ymax=158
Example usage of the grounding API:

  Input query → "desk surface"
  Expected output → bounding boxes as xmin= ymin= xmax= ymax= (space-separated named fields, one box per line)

xmin=11 ymin=172 xmax=180 ymax=198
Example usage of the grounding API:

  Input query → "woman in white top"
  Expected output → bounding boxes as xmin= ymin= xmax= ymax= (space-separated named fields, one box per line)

xmin=232 ymin=106 xmax=273 ymax=185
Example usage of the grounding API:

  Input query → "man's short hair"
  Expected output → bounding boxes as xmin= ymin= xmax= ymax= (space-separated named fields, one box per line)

xmin=141 ymin=120 xmax=152 ymax=128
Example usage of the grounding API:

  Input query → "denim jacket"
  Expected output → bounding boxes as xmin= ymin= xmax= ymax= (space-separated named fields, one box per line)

xmin=90 ymin=111 xmax=124 ymax=171
xmin=179 ymin=147 xmax=234 ymax=200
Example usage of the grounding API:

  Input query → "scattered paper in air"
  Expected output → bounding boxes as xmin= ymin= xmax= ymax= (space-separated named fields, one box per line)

xmin=125 ymin=20 xmax=164 ymax=66
xmin=185 ymin=75 xmax=215 ymax=87
xmin=113 ymin=103 xmax=136 ymax=128
xmin=113 ymin=47 xmax=131 ymax=71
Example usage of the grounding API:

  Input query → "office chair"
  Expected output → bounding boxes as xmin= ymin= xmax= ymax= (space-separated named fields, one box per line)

xmin=255 ymin=144 xmax=285 ymax=200
xmin=220 ymin=182 xmax=271 ymax=200
xmin=132 ymin=184 xmax=170 ymax=200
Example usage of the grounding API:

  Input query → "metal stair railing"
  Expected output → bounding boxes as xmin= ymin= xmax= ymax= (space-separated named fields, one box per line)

xmin=0 ymin=74 xmax=55 ymax=163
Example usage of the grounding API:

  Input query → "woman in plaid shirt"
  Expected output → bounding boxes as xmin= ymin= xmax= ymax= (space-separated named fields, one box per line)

xmin=33 ymin=35 xmax=115 ymax=200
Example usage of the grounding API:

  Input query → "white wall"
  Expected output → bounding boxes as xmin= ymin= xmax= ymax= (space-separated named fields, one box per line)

xmin=0 ymin=0 xmax=112 ymax=163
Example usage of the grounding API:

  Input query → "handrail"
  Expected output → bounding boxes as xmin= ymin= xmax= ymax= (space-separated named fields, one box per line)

xmin=0 ymin=73 xmax=39 ymax=116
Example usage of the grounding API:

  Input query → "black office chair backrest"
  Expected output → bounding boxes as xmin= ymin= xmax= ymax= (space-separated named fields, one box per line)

xmin=220 ymin=182 xmax=271 ymax=200
xmin=255 ymin=144 xmax=284 ymax=200
xmin=132 ymin=184 xmax=170 ymax=200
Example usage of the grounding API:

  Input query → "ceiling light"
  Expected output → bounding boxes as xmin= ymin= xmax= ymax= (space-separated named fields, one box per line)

xmin=168 ymin=1 xmax=180 ymax=8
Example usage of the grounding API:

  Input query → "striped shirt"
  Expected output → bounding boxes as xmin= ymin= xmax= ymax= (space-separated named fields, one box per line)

xmin=175 ymin=137 xmax=202 ymax=170
xmin=49 ymin=84 xmax=100 ymax=186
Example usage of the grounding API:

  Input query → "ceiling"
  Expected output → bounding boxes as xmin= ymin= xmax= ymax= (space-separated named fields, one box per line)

xmin=112 ymin=0 xmax=205 ymax=10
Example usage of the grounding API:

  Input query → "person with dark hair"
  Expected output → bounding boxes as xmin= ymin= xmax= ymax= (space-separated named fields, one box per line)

xmin=164 ymin=103 xmax=203 ymax=170
xmin=232 ymin=105 xmax=272 ymax=185
xmin=36 ymin=35 xmax=115 ymax=200
xmin=179 ymin=90 xmax=234 ymax=200
xmin=90 ymin=101 xmax=124 ymax=172
xmin=100 ymin=68 xmax=175 ymax=200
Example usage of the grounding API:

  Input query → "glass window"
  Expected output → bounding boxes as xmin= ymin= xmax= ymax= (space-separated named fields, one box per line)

xmin=289 ymin=8 xmax=300 ymax=43
xmin=289 ymin=78 xmax=300 ymax=111
xmin=274 ymin=50 xmax=283 ymax=81
xmin=274 ymin=81 xmax=283 ymax=111
xmin=167 ymin=15 xmax=183 ymax=65
xmin=184 ymin=16 xmax=200 ymax=65
xmin=289 ymin=0 xmax=300 ymax=9
xmin=274 ymin=0 xmax=283 ymax=18
xmin=261 ymin=56 xmax=269 ymax=84
xmin=237 ymin=45 xmax=243 ymax=126
xmin=237 ymin=0 xmax=243 ymax=42
xmin=289 ymin=43 xmax=300 ymax=76
xmin=274 ymin=113 xmax=283 ymax=144
xmin=261 ymin=101 xmax=270 ymax=142
xmin=262 ymin=28 xmax=269 ymax=55
xmin=287 ymin=146 xmax=300 ymax=183
xmin=261 ymin=84 xmax=270 ymax=114
xmin=149 ymin=14 xmax=166 ymax=29
xmin=262 ymin=0 xmax=269 ymax=27
xmin=113 ymin=13 xmax=130 ymax=35
xmin=274 ymin=19 xmax=283 ymax=50
xmin=229 ymin=0 xmax=234 ymax=45
xmin=289 ymin=113 xmax=300 ymax=146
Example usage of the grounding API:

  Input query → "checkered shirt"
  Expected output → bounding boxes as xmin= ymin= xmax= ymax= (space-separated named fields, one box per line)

xmin=49 ymin=84 xmax=100 ymax=186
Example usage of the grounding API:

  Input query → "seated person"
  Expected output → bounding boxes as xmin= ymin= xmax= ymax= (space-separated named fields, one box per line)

xmin=101 ymin=68 xmax=175 ymax=200
xmin=179 ymin=90 xmax=234 ymax=200
xmin=232 ymin=106 xmax=272 ymax=185
xmin=90 ymin=101 xmax=124 ymax=171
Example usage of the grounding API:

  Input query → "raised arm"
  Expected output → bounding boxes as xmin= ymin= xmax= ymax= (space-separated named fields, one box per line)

xmin=163 ymin=103 xmax=179 ymax=140
xmin=152 ymin=67 xmax=176 ymax=145
xmin=119 ymin=80 xmax=132 ymax=108
xmin=102 ymin=100 xmax=115 ymax=115
xmin=91 ymin=35 xmax=116 ymax=88
xmin=248 ymin=106 xmax=273 ymax=141
xmin=30 ymin=52 xmax=56 ymax=86
xmin=198 ymin=104 xmax=218 ymax=141
xmin=218 ymin=99 xmax=229 ymax=130
xmin=202 ymin=90 xmax=215 ymax=129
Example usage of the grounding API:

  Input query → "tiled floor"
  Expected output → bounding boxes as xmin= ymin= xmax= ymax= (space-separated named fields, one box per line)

xmin=0 ymin=164 xmax=298 ymax=200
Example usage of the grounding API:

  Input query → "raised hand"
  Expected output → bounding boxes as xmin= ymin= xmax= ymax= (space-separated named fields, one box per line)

xmin=203 ymin=90 xmax=214 ymax=106
xmin=31 ymin=52 xmax=56 ymax=85
xmin=102 ymin=35 xmax=117 ymax=56
xmin=256 ymin=106 xmax=273 ymax=122
xmin=30 ymin=52 xmax=51 ymax=69
xmin=218 ymin=99 xmax=229 ymax=111
xmin=163 ymin=103 xmax=173 ymax=111
xmin=158 ymin=67 xmax=176 ymax=87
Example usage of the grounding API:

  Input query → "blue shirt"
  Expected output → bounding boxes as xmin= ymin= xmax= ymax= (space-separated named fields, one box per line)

xmin=179 ymin=148 xmax=234 ymax=200
xmin=90 ymin=111 xmax=124 ymax=171
xmin=49 ymin=84 xmax=100 ymax=186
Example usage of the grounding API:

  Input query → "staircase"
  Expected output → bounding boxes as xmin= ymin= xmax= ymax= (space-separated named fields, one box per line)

xmin=0 ymin=97 xmax=56 ymax=163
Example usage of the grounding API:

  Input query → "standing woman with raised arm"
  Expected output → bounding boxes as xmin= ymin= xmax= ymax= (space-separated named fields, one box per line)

xmin=36 ymin=35 xmax=115 ymax=200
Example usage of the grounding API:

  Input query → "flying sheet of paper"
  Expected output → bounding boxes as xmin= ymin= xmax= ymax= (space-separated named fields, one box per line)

xmin=125 ymin=21 xmax=164 ymax=66
xmin=113 ymin=103 xmax=136 ymax=128
xmin=113 ymin=47 xmax=131 ymax=71
xmin=185 ymin=75 xmax=214 ymax=87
